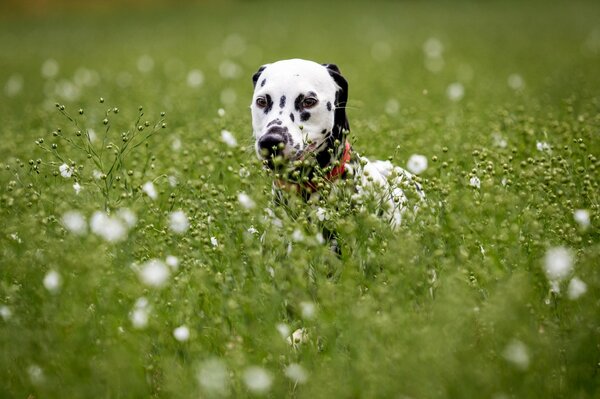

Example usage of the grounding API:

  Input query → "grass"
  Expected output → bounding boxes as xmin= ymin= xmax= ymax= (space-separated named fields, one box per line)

xmin=1 ymin=0 xmax=599 ymax=397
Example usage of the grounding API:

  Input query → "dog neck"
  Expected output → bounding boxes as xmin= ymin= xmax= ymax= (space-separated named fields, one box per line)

xmin=276 ymin=139 xmax=352 ymax=194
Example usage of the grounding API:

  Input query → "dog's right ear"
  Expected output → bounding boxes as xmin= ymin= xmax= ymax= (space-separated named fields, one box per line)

xmin=252 ymin=65 xmax=268 ymax=88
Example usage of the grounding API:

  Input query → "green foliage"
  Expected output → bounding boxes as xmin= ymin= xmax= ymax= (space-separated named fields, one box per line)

xmin=0 ymin=1 xmax=599 ymax=398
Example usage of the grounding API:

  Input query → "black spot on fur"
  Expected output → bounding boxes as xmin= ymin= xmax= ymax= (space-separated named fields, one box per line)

xmin=300 ymin=112 xmax=311 ymax=122
xmin=267 ymin=119 xmax=282 ymax=127
xmin=260 ymin=79 xmax=266 ymax=87
xmin=321 ymin=129 xmax=327 ymax=134
xmin=327 ymin=101 xmax=332 ymax=111
xmin=294 ymin=94 xmax=305 ymax=112
xmin=279 ymin=95 xmax=286 ymax=108
xmin=290 ymin=113 xmax=295 ymax=122
xmin=264 ymin=94 xmax=273 ymax=114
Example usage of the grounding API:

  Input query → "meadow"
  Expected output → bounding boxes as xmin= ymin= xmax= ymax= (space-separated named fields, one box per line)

xmin=0 ymin=1 xmax=599 ymax=397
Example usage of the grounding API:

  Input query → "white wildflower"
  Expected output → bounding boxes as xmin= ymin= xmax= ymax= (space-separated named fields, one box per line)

xmin=446 ymin=82 xmax=464 ymax=101
xmin=167 ymin=175 xmax=177 ymax=187
xmin=469 ymin=176 xmax=481 ymax=189
xmin=171 ymin=137 xmax=182 ymax=151
xmin=217 ymin=108 xmax=226 ymax=117
xmin=544 ymin=246 xmax=573 ymax=282
xmin=568 ymin=277 xmax=587 ymax=300
xmin=137 ymin=55 xmax=154 ymax=73
xmin=502 ymin=340 xmax=530 ymax=370
xmin=130 ymin=297 xmax=150 ymax=329
xmin=5 ymin=74 xmax=23 ymax=97
xmin=186 ymin=69 xmax=204 ymax=88
xmin=315 ymin=232 xmax=325 ymax=244
xmin=0 ymin=305 xmax=13 ymax=320
xmin=27 ymin=364 xmax=45 ymax=385
xmin=573 ymin=209 xmax=590 ymax=229
xmin=536 ymin=141 xmax=551 ymax=152
xmin=92 ymin=169 xmax=102 ymax=180
xmin=300 ymin=301 xmax=316 ymax=319
xmin=406 ymin=154 xmax=428 ymax=174
xmin=165 ymin=255 xmax=179 ymax=269
xmin=117 ymin=208 xmax=137 ymax=228
xmin=247 ymin=226 xmax=259 ymax=235
xmin=276 ymin=323 xmax=290 ymax=339
xmin=142 ymin=181 xmax=158 ymax=200
xmin=238 ymin=192 xmax=256 ymax=209
xmin=292 ymin=229 xmax=304 ymax=242
xmin=41 ymin=58 xmax=59 ymax=78
xmin=59 ymin=163 xmax=74 ymax=178
xmin=138 ymin=259 xmax=170 ymax=288
xmin=90 ymin=211 xmax=127 ymax=242
xmin=316 ymin=207 xmax=327 ymax=222
xmin=62 ymin=210 xmax=87 ymax=235
xmin=243 ymin=366 xmax=273 ymax=394
xmin=385 ymin=98 xmax=400 ymax=115
xmin=197 ymin=358 xmax=229 ymax=396
xmin=43 ymin=270 xmax=62 ymax=294
xmin=423 ymin=37 xmax=444 ymax=58
xmin=169 ymin=210 xmax=189 ymax=234
xmin=286 ymin=328 xmax=308 ymax=347
xmin=220 ymin=129 xmax=238 ymax=147
xmin=73 ymin=182 xmax=82 ymax=194
xmin=507 ymin=74 xmax=524 ymax=90
xmin=210 ymin=237 xmax=219 ymax=247
xmin=173 ymin=325 xmax=190 ymax=342
xmin=284 ymin=363 xmax=308 ymax=384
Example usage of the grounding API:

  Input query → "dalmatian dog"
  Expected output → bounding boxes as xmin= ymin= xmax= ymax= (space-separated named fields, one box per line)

xmin=250 ymin=59 xmax=424 ymax=229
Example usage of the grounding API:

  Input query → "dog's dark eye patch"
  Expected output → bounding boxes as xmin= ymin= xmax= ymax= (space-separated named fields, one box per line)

xmin=300 ymin=112 xmax=311 ymax=122
xmin=294 ymin=94 xmax=305 ymax=112
xmin=260 ymin=79 xmax=266 ymax=87
xmin=279 ymin=96 xmax=286 ymax=108
xmin=327 ymin=101 xmax=332 ymax=111
xmin=264 ymin=94 xmax=273 ymax=114
xmin=290 ymin=113 xmax=295 ymax=122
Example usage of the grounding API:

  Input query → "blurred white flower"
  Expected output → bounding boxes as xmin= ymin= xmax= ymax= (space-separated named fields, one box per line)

xmin=27 ymin=364 xmax=45 ymax=385
xmin=4 ymin=74 xmax=23 ymax=97
xmin=385 ymin=98 xmax=400 ymax=115
xmin=446 ymin=82 xmax=464 ymax=102
xmin=238 ymin=192 xmax=256 ymax=209
xmin=186 ymin=69 xmax=204 ymax=88
xmin=469 ymin=176 xmax=481 ymax=189
xmin=217 ymin=108 xmax=226 ymax=117
xmin=0 ymin=305 xmax=13 ymax=320
xmin=117 ymin=208 xmax=137 ymax=228
xmin=507 ymin=73 xmax=525 ymax=90
xmin=219 ymin=60 xmax=242 ymax=79
xmin=492 ymin=132 xmax=508 ymax=148
xmin=243 ymin=366 xmax=273 ymax=394
xmin=247 ymin=226 xmax=259 ymax=235
xmin=59 ymin=163 xmax=74 ymax=178
xmin=220 ymin=88 xmax=237 ymax=105
xmin=173 ymin=325 xmax=190 ymax=342
xmin=171 ymin=137 xmax=182 ymax=152
xmin=544 ymin=246 xmax=573 ymax=282
xmin=41 ymin=58 xmax=59 ymax=78
xmin=130 ymin=297 xmax=150 ymax=329
xmin=220 ymin=129 xmax=238 ymax=147
xmin=502 ymin=339 xmax=530 ymax=370
xmin=169 ymin=210 xmax=189 ymax=234
xmin=90 ymin=211 xmax=127 ymax=242
xmin=300 ymin=301 xmax=316 ymax=319
xmin=536 ymin=141 xmax=551 ymax=152
xmin=568 ymin=277 xmax=587 ymax=300
xmin=92 ymin=169 xmax=102 ymax=180
xmin=292 ymin=229 xmax=304 ymax=242
xmin=138 ymin=259 xmax=170 ymax=288
xmin=137 ymin=55 xmax=154 ymax=73
xmin=165 ymin=255 xmax=179 ymax=269
xmin=197 ymin=358 xmax=229 ymax=396
xmin=284 ymin=363 xmax=308 ymax=384
xmin=573 ymin=209 xmax=590 ymax=229
xmin=286 ymin=328 xmax=308 ymax=347
xmin=43 ymin=270 xmax=62 ymax=294
xmin=167 ymin=175 xmax=177 ymax=187
xmin=62 ymin=210 xmax=87 ymax=235
xmin=210 ymin=237 xmax=219 ymax=247
xmin=423 ymin=37 xmax=444 ymax=58
xmin=315 ymin=232 xmax=325 ymax=244
xmin=276 ymin=323 xmax=291 ymax=339
xmin=73 ymin=182 xmax=82 ymax=194
xmin=142 ymin=181 xmax=158 ymax=200
xmin=406 ymin=154 xmax=428 ymax=174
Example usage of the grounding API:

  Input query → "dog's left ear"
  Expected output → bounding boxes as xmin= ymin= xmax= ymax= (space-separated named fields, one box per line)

xmin=323 ymin=63 xmax=350 ymax=135
xmin=252 ymin=65 xmax=268 ymax=88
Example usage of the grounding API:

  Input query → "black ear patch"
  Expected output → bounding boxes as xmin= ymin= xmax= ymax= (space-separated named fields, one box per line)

xmin=252 ymin=65 xmax=267 ymax=88
xmin=322 ymin=64 xmax=350 ymax=138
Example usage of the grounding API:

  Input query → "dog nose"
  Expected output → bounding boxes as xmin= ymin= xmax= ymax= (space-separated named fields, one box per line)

xmin=258 ymin=133 xmax=286 ymax=157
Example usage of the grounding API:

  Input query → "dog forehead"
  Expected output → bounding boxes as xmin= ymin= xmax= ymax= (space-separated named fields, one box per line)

xmin=257 ymin=59 xmax=337 ymax=94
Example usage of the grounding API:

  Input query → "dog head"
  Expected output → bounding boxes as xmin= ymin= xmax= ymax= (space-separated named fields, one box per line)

xmin=250 ymin=59 xmax=349 ymax=170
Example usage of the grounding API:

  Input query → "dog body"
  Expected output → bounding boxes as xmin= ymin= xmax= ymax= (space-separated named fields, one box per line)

xmin=250 ymin=59 xmax=423 ymax=228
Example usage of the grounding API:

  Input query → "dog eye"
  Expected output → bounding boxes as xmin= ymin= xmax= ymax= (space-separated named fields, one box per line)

xmin=255 ymin=97 xmax=268 ymax=108
xmin=302 ymin=97 xmax=318 ymax=108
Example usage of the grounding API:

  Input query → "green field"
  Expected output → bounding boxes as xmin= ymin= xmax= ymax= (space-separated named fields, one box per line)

xmin=1 ymin=1 xmax=599 ymax=397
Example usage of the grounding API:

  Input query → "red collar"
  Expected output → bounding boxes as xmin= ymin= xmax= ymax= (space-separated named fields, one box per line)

xmin=277 ymin=141 xmax=352 ymax=193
